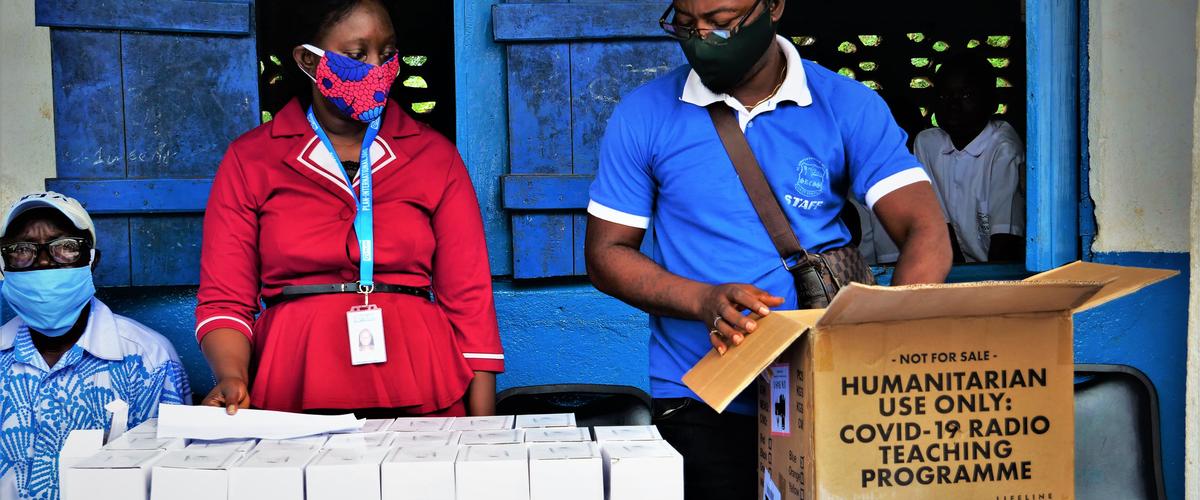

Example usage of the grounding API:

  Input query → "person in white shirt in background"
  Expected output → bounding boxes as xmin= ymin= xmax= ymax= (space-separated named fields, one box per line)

xmin=914 ymin=53 xmax=1026 ymax=263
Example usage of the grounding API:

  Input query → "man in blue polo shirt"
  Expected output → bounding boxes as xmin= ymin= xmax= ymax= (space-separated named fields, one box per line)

xmin=585 ymin=1 xmax=951 ymax=498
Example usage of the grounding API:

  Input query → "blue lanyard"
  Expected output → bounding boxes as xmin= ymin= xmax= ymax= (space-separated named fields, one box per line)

xmin=306 ymin=107 xmax=382 ymax=289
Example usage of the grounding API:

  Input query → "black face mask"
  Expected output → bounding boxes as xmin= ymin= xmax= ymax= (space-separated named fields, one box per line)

xmin=678 ymin=2 xmax=777 ymax=94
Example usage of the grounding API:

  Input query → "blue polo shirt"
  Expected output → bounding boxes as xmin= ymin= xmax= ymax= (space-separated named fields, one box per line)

xmin=588 ymin=36 xmax=928 ymax=415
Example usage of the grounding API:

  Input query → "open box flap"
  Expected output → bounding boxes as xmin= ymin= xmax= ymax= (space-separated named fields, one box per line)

xmin=816 ymin=280 xmax=1105 ymax=327
xmin=682 ymin=310 xmax=824 ymax=413
xmin=1025 ymin=261 xmax=1179 ymax=313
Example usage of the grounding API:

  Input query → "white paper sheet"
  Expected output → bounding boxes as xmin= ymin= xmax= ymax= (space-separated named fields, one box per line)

xmin=157 ymin=404 xmax=362 ymax=440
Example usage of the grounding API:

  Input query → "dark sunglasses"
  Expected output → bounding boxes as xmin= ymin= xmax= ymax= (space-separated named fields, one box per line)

xmin=659 ymin=0 xmax=767 ymax=44
xmin=1 ymin=237 xmax=91 ymax=270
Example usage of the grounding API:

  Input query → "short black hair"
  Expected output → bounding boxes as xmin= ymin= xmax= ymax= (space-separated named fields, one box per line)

xmin=934 ymin=52 xmax=997 ymax=97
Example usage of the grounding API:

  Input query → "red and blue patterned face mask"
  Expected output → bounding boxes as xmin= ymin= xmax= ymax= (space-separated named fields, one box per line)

xmin=301 ymin=44 xmax=400 ymax=122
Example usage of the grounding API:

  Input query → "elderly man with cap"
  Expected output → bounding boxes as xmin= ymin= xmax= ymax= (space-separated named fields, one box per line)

xmin=0 ymin=192 xmax=191 ymax=500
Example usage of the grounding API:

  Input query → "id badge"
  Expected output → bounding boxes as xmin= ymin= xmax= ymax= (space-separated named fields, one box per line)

xmin=347 ymin=304 xmax=387 ymax=365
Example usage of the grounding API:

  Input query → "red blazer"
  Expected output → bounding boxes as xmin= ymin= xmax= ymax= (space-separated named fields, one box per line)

xmin=195 ymin=99 xmax=502 ymax=413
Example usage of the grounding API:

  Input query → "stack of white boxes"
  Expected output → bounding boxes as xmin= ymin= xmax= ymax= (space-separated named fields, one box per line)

xmin=61 ymin=413 xmax=683 ymax=500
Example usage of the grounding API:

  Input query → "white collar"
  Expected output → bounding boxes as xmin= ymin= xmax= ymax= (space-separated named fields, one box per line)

xmin=680 ymin=35 xmax=813 ymax=109
xmin=940 ymin=121 xmax=1000 ymax=157
xmin=0 ymin=298 xmax=125 ymax=361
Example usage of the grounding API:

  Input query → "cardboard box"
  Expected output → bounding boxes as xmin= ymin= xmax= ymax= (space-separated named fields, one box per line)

xmin=683 ymin=261 xmax=1176 ymax=499
xmin=515 ymin=413 xmax=577 ymax=429
xmin=389 ymin=430 xmax=462 ymax=446
xmin=381 ymin=445 xmax=460 ymax=500
xmin=388 ymin=417 xmax=453 ymax=432
xmin=228 ymin=447 xmax=318 ymax=500
xmin=455 ymin=444 xmax=529 ymax=500
xmin=600 ymin=440 xmax=683 ymax=500
xmin=58 ymin=429 xmax=104 ymax=497
xmin=104 ymin=435 xmax=187 ymax=451
xmin=305 ymin=446 xmax=392 ymax=500
xmin=63 ymin=450 xmax=165 ymax=500
xmin=150 ymin=448 xmax=243 ymax=500
xmin=323 ymin=431 xmax=395 ymax=448
xmin=185 ymin=438 xmax=258 ymax=453
xmin=448 ymin=415 xmax=515 ymax=431
xmin=592 ymin=425 xmax=661 ymax=442
xmin=524 ymin=427 xmax=592 ymax=443
xmin=458 ymin=429 xmax=525 ymax=445
xmin=253 ymin=434 xmax=328 ymax=450
xmin=529 ymin=442 xmax=603 ymax=500
xmin=126 ymin=418 xmax=159 ymax=436
xmin=359 ymin=418 xmax=395 ymax=433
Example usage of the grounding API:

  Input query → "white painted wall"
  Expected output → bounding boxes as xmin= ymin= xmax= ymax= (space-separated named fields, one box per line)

xmin=0 ymin=0 xmax=56 ymax=209
xmin=1187 ymin=9 xmax=1199 ymax=499
xmin=1088 ymin=0 xmax=1198 ymax=253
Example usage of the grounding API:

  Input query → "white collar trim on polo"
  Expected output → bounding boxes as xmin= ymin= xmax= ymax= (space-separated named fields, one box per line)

xmin=939 ymin=120 xmax=1000 ymax=158
xmin=680 ymin=35 xmax=813 ymax=110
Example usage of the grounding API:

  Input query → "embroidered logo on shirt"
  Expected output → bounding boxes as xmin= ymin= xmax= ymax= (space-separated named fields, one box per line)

xmin=794 ymin=158 xmax=828 ymax=197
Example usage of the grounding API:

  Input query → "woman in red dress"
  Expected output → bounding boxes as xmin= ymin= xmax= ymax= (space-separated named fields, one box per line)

xmin=196 ymin=0 xmax=503 ymax=417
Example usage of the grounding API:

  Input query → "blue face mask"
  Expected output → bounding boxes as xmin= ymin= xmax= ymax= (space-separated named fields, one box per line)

xmin=1 ymin=266 xmax=96 ymax=337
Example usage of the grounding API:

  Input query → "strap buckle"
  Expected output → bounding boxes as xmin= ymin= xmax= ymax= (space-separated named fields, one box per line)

xmin=781 ymin=253 xmax=808 ymax=272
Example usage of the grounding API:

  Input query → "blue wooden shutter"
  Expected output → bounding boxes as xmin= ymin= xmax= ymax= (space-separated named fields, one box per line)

xmin=36 ymin=0 xmax=259 ymax=286
xmin=493 ymin=2 xmax=682 ymax=279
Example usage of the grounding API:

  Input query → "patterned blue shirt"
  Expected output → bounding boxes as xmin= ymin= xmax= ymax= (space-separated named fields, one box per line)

xmin=0 ymin=298 xmax=191 ymax=500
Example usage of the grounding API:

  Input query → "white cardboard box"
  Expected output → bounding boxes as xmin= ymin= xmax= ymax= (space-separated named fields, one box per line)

xmin=458 ymin=429 xmax=525 ymax=445
xmin=305 ymin=446 xmax=392 ymax=500
xmin=253 ymin=434 xmax=328 ymax=450
xmin=381 ymin=445 xmax=460 ymax=500
xmin=388 ymin=417 xmax=453 ymax=432
xmin=388 ymin=431 xmax=461 ymax=446
xmin=455 ymin=444 xmax=529 ymax=500
xmin=149 ymin=448 xmax=243 ymax=500
xmin=58 ymin=429 xmax=104 ymax=497
xmin=228 ymin=447 xmax=318 ymax=500
xmin=358 ymin=418 xmax=395 ymax=433
xmin=104 ymin=435 xmax=187 ymax=451
xmin=323 ymin=431 xmax=395 ymax=448
xmin=448 ymin=415 xmax=515 ymax=431
xmin=514 ymin=413 xmax=577 ymax=429
xmin=125 ymin=418 xmax=159 ymax=436
xmin=185 ymin=438 xmax=258 ymax=453
xmin=523 ymin=427 xmax=591 ymax=443
xmin=529 ymin=442 xmax=603 ymax=500
xmin=63 ymin=449 xmax=165 ymax=500
xmin=591 ymin=425 xmax=662 ymax=443
xmin=601 ymin=440 xmax=683 ymax=500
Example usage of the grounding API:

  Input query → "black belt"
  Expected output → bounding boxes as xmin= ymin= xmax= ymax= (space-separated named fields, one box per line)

xmin=264 ymin=282 xmax=433 ymax=308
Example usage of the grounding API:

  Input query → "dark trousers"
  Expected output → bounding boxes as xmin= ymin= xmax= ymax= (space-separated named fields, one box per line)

xmin=653 ymin=397 xmax=757 ymax=500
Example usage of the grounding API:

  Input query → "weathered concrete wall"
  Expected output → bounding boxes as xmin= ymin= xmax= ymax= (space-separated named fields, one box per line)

xmin=1186 ymin=7 xmax=1200 ymax=498
xmin=1088 ymin=0 xmax=1197 ymax=253
xmin=0 ymin=0 xmax=56 ymax=206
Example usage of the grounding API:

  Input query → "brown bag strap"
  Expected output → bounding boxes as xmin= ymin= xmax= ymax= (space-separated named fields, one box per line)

xmin=706 ymin=104 xmax=810 ymax=268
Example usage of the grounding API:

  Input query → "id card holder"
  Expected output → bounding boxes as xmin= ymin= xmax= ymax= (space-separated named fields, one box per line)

xmin=347 ymin=304 xmax=387 ymax=365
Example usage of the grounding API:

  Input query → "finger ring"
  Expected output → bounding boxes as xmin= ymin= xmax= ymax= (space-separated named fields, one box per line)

xmin=713 ymin=315 xmax=723 ymax=329
xmin=710 ymin=329 xmax=720 ymax=338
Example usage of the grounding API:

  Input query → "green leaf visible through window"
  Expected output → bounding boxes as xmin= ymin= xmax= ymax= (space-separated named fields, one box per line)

xmin=403 ymin=56 xmax=428 ymax=67
xmin=910 ymin=77 xmax=933 ymax=89
xmin=411 ymin=101 xmax=437 ymax=114
xmin=838 ymin=67 xmax=857 ymax=79
xmin=987 ymin=35 xmax=1012 ymax=48
xmin=967 ymin=39 xmax=981 ymax=49
xmin=858 ymin=35 xmax=881 ymax=47
xmin=996 ymin=77 xmax=1013 ymax=88
xmin=862 ymin=80 xmax=881 ymax=90
xmin=911 ymin=57 xmax=930 ymax=68
xmin=403 ymin=76 xmax=428 ymax=89
xmin=988 ymin=58 xmax=1010 ymax=68
xmin=837 ymin=42 xmax=857 ymax=54
xmin=791 ymin=36 xmax=816 ymax=46
xmin=932 ymin=41 xmax=950 ymax=52
xmin=859 ymin=61 xmax=877 ymax=71
xmin=261 ymin=111 xmax=273 ymax=123
xmin=906 ymin=32 xmax=925 ymax=43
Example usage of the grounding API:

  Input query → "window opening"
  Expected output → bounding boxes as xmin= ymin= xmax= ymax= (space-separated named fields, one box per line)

xmin=781 ymin=1 xmax=1028 ymax=269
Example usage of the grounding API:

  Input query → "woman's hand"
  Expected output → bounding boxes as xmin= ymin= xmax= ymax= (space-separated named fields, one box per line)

xmin=202 ymin=377 xmax=251 ymax=415
xmin=466 ymin=371 xmax=497 ymax=416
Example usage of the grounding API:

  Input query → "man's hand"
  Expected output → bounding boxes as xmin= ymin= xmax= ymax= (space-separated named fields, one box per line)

xmin=701 ymin=284 xmax=785 ymax=355
xmin=201 ymin=377 xmax=251 ymax=415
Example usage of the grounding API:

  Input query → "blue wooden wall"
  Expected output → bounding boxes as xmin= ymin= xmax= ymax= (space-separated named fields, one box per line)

xmin=5 ymin=0 xmax=1189 ymax=497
